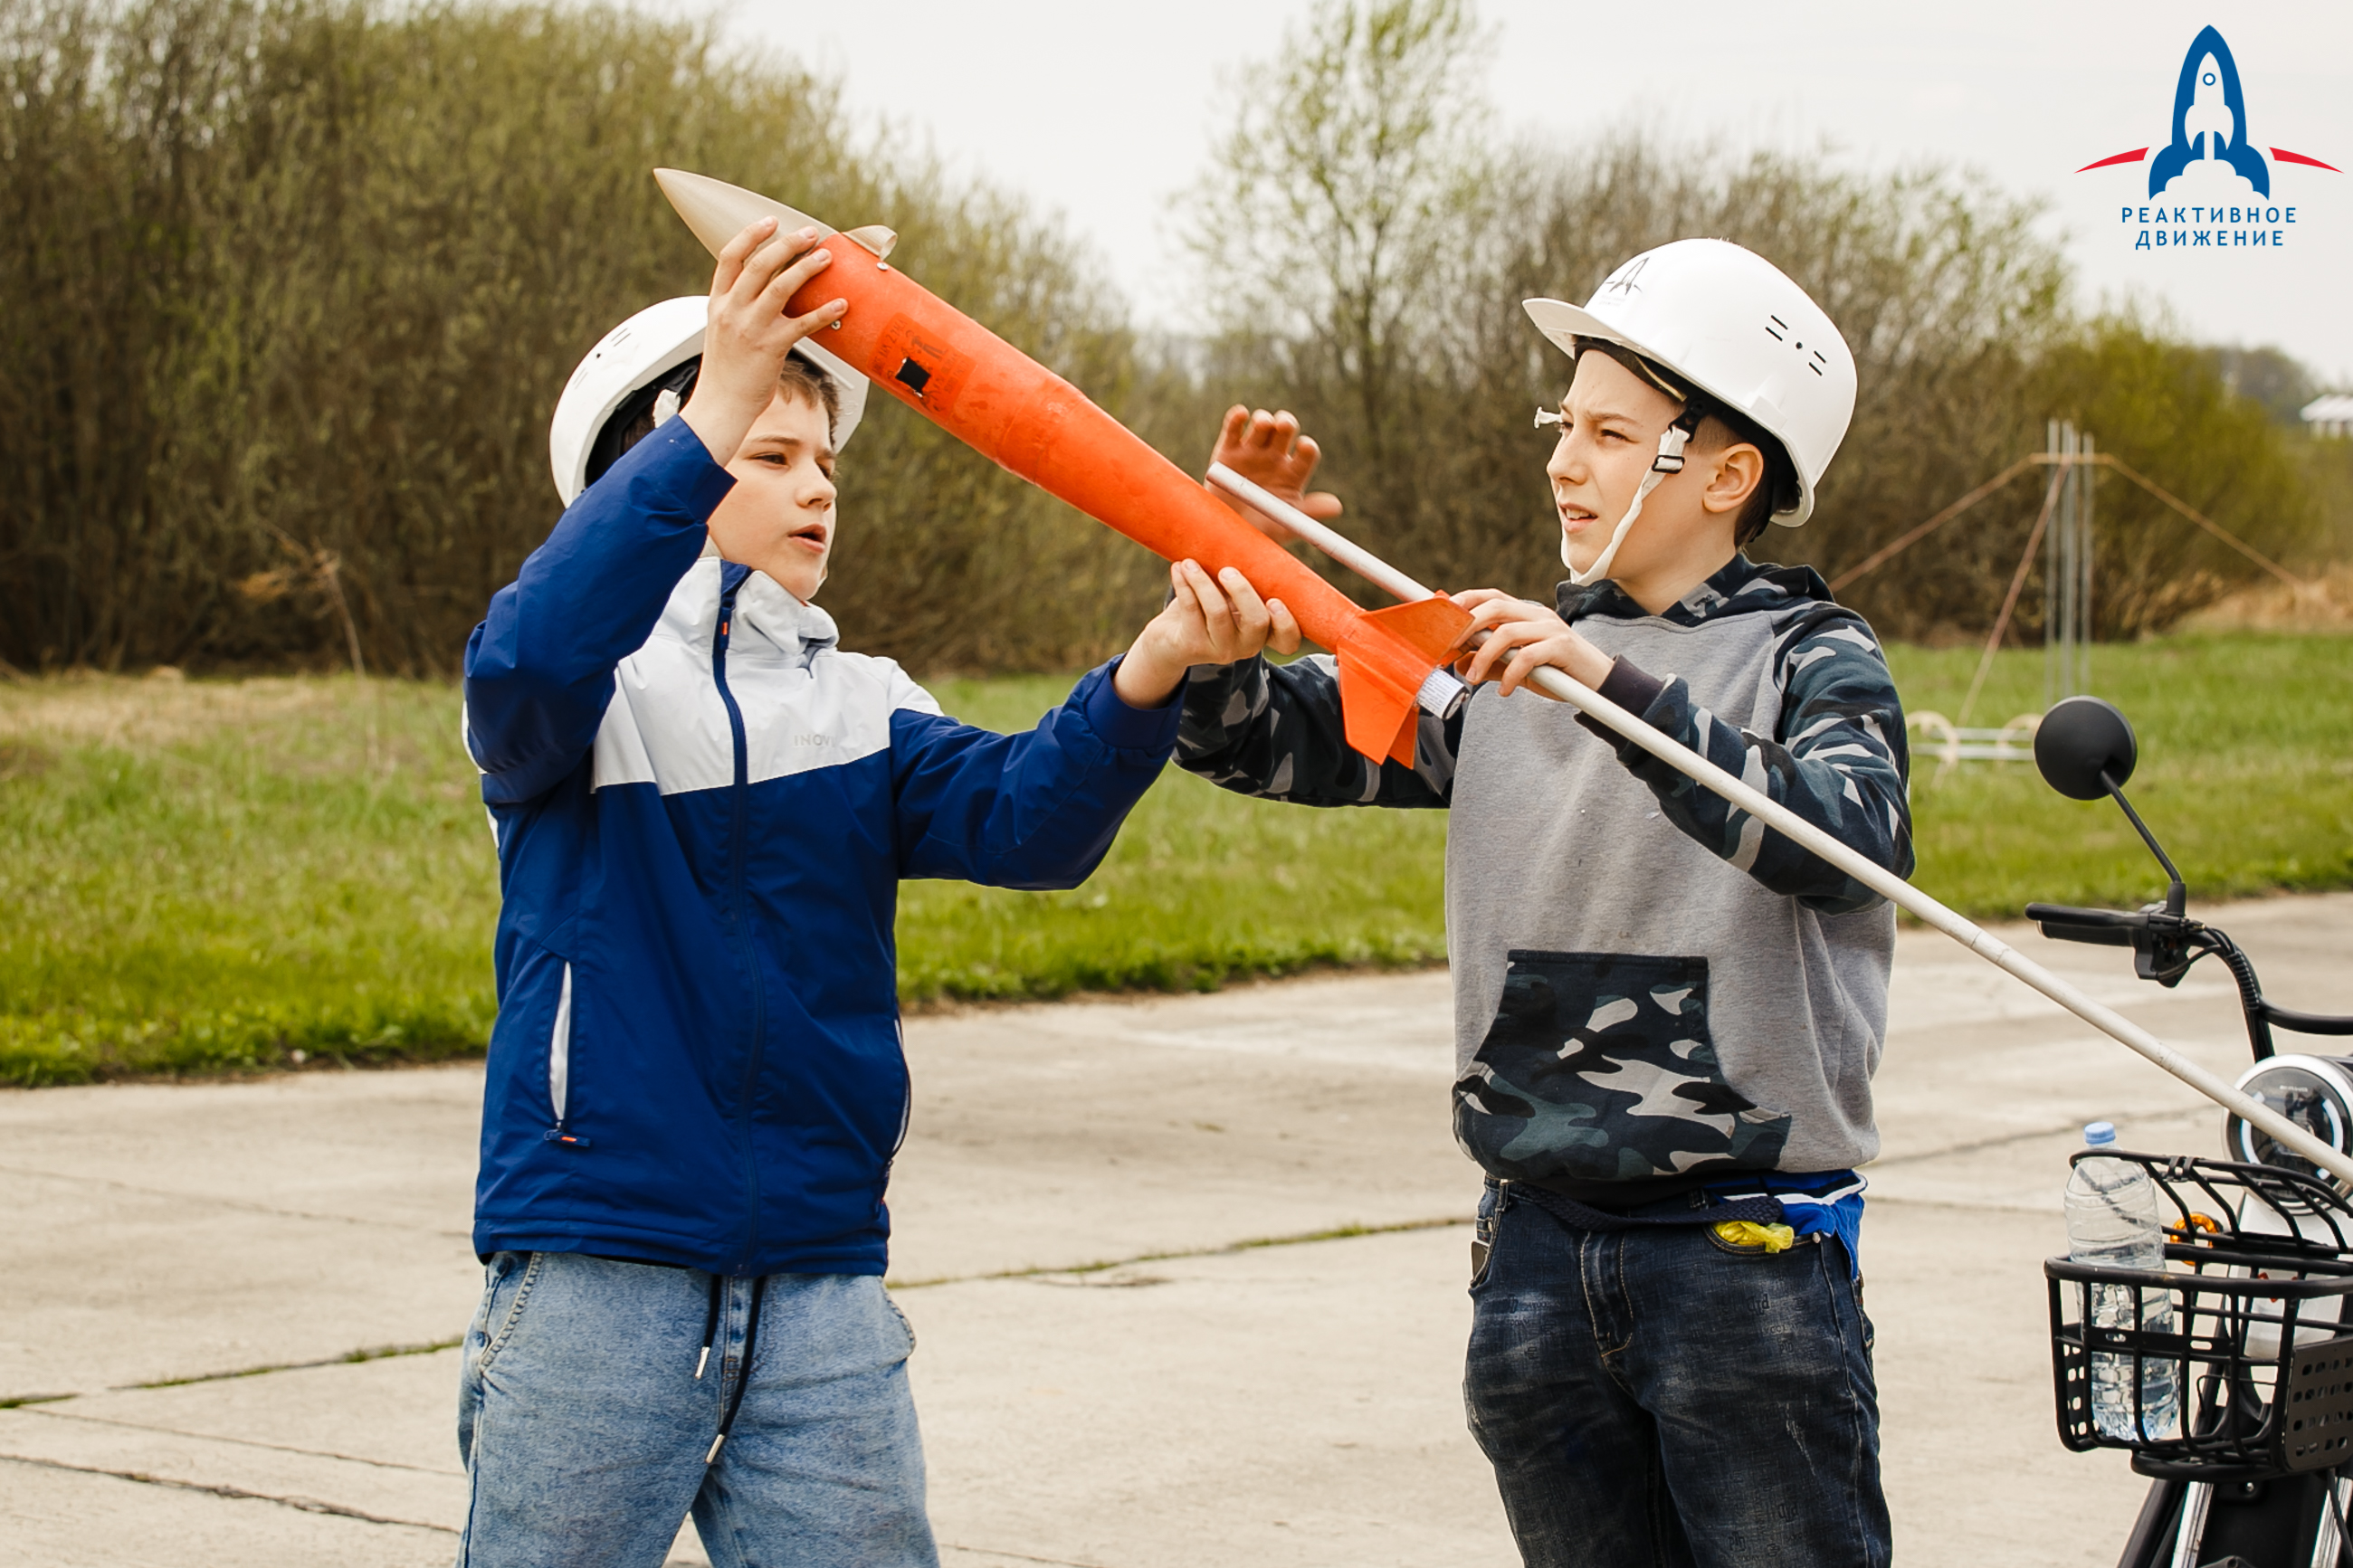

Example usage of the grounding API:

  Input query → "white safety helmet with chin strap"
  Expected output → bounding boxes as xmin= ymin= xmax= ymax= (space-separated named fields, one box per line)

xmin=548 ymin=296 xmax=872 ymax=508
xmin=1523 ymin=238 xmax=1858 ymax=585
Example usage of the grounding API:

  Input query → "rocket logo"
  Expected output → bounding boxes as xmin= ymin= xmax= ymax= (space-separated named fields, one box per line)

xmin=2148 ymin=26 xmax=2270 ymax=195
xmin=1598 ymin=256 xmax=1650 ymax=298
xmin=2079 ymin=24 xmax=2337 ymax=188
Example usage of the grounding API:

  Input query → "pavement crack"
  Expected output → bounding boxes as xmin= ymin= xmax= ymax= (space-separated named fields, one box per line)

xmin=0 ymin=1160 xmax=472 ymax=1239
xmin=888 ymin=1215 xmax=1469 ymax=1290
xmin=17 ymin=1406 xmax=464 ymax=1477
xmin=1864 ymin=1193 xmax=2057 ymax=1216
xmin=940 ymin=1544 xmax=1112 ymax=1568
xmin=1869 ymin=1106 xmax=2211 ymax=1169
xmin=0 ymin=1451 xmax=457 ymax=1534
xmin=126 ymin=1336 xmax=464 ymax=1392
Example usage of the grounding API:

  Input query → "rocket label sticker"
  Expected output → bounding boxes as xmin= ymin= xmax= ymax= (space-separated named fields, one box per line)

xmin=872 ymin=316 xmax=975 ymax=416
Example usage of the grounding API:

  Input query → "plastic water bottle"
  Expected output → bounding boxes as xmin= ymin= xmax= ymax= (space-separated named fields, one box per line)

xmin=2065 ymin=1122 xmax=2181 ymax=1441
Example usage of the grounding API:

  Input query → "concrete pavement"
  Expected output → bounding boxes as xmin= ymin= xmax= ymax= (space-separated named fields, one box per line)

xmin=5 ymin=893 xmax=2350 ymax=1566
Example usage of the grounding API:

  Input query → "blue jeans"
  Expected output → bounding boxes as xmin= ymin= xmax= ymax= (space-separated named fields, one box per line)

xmin=455 ymin=1251 xmax=938 ymax=1568
xmin=1464 ymin=1183 xmax=1888 ymax=1568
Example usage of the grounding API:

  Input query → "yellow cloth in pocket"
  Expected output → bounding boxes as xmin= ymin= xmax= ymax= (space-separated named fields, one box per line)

xmin=1712 ymin=1220 xmax=1796 ymax=1253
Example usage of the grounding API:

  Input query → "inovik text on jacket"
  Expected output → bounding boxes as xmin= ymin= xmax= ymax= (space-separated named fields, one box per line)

xmin=462 ymin=418 xmax=1180 ymax=1278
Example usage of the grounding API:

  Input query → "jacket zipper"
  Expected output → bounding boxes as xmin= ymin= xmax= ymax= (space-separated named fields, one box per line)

xmin=542 ymin=961 xmax=589 ymax=1149
xmin=712 ymin=583 xmax=766 ymax=1269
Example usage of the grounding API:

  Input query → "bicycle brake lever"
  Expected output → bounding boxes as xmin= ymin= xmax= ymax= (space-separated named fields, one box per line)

xmin=2131 ymin=906 xmax=2207 ymax=989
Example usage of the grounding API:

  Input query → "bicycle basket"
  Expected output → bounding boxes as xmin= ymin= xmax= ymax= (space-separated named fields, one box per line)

xmin=2047 ymin=1151 xmax=2353 ymax=1480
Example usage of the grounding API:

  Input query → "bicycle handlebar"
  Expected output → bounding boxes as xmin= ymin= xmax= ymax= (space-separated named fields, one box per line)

xmin=2024 ymin=903 xmax=2353 ymax=1048
xmin=2024 ymin=903 xmax=2143 ymax=946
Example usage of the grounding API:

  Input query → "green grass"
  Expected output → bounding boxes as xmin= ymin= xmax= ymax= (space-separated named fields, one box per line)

xmin=900 ymin=674 xmax=1446 ymax=1000
xmin=0 ymin=679 xmax=498 ymax=1086
xmin=1887 ymin=635 xmax=2353 ymax=914
xmin=4 ymin=632 xmax=2348 ymax=1085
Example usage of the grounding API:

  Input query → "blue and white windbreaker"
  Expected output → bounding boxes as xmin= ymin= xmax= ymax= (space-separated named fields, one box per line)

xmin=462 ymin=419 xmax=1178 ymax=1277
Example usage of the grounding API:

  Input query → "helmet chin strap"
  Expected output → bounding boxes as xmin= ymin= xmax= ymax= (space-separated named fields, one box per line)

xmin=1564 ymin=423 xmax=1691 ymax=585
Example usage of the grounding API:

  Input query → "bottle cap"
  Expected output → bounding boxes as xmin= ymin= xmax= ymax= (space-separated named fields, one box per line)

xmin=2083 ymin=1121 xmax=2118 ymax=1146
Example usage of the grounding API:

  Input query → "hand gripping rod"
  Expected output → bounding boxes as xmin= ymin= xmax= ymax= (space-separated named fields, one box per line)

xmin=1204 ymin=462 xmax=2353 ymax=1188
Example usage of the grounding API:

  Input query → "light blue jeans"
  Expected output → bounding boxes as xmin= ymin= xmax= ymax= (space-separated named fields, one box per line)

xmin=455 ymin=1251 xmax=938 ymax=1568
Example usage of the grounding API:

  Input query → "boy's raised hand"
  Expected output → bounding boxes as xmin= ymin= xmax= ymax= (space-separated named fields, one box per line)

xmin=1452 ymin=589 xmax=1614 ymax=699
xmin=679 ymin=217 xmax=849 ymax=466
xmin=1112 ymin=560 xmax=1301 ymax=708
xmin=1204 ymin=406 xmax=1344 ymax=539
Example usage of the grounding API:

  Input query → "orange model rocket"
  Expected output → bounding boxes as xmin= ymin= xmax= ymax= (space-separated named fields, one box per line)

xmin=654 ymin=168 xmax=1470 ymax=766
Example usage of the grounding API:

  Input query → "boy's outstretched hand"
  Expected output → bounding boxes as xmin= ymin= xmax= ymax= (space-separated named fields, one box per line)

xmin=679 ymin=217 xmax=848 ymax=466
xmin=1452 ymin=589 xmax=1614 ymax=698
xmin=1112 ymin=560 xmax=1301 ymax=708
xmin=1205 ymin=407 xmax=1343 ymax=539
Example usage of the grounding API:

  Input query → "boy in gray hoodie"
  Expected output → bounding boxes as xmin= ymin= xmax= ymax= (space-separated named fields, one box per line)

xmin=1185 ymin=239 xmax=1910 ymax=1567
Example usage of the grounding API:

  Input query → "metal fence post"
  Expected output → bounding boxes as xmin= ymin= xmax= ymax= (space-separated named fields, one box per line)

xmin=2045 ymin=420 xmax=2061 ymax=708
xmin=2043 ymin=420 xmax=2096 ymax=705
xmin=2081 ymin=432 xmax=2094 ymax=694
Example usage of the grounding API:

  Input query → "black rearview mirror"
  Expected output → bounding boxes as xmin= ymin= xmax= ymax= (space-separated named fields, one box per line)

xmin=2034 ymin=696 xmax=2139 ymax=802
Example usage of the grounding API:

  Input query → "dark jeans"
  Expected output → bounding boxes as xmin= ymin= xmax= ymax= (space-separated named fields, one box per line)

xmin=1463 ymin=1183 xmax=1889 ymax=1568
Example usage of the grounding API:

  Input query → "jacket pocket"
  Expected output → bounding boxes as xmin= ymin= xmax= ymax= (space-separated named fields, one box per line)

xmin=544 ymin=961 xmax=591 ymax=1150
xmin=1453 ymin=950 xmax=1791 ymax=1186
xmin=550 ymin=963 xmax=572 ymax=1117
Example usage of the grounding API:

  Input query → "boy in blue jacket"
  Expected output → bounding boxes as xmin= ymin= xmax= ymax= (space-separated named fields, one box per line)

xmin=456 ymin=217 xmax=1279 ymax=1566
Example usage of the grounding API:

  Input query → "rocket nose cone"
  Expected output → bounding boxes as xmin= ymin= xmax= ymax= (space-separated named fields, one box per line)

xmin=653 ymin=168 xmax=832 ymax=258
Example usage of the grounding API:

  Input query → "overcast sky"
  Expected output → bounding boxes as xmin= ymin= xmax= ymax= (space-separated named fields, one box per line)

xmin=703 ymin=0 xmax=2353 ymax=385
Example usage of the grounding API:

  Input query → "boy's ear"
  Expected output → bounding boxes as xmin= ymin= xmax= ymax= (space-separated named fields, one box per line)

xmin=1699 ymin=441 xmax=1766 ymax=517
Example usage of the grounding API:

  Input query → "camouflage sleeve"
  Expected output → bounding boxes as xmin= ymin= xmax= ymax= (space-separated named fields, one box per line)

xmin=1596 ymin=608 xmax=1913 ymax=913
xmin=1176 ymin=654 xmax=1457 ymax=809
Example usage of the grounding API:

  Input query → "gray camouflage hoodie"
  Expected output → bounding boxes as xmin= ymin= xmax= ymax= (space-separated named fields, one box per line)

xmin=1176 ymin=555 xmax=1913 ymax=1197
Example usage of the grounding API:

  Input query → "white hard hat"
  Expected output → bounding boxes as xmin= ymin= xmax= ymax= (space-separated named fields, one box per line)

xmin=1523 ymin=239 xmax=1857 ymax=529
xmin=548 ymin=296 xmax=871 ymax=507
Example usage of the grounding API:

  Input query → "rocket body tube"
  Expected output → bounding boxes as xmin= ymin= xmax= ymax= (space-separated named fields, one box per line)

xmin=654 ymin=168 xmax=1468 ymax=765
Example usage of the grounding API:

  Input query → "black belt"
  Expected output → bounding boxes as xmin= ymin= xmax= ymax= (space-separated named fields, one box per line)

xmin=1508 ymin=1180 xmax=1786 ymax=1232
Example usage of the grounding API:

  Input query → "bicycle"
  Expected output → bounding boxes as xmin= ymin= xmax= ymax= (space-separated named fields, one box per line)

xmin=2028 ymin=696 xmax=2353 ymax=1568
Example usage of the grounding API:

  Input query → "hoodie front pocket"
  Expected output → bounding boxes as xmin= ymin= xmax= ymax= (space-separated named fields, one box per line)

xmin=1454 ymin=950 xmax=1790 ymax=1186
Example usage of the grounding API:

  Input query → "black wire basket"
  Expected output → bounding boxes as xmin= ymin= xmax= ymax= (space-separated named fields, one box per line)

xmin=2047 ymin=1150 xmax=2353 ymax=1480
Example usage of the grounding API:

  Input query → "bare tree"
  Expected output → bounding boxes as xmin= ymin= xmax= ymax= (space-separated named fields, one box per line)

xmin=1182 ymin=1 xmax=2315 ymax=636
xmin=1185 ymin=0 xmax=1498 ymax=575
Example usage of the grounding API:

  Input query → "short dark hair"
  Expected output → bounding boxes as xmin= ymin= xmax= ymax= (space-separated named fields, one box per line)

xmin=1568 ymin=337 xmax=1797 ymax=547
xmin=584 ymin=353 xmax=842 ymax=490
xmin=1692 ymin=404 xmax=1797 ymax=548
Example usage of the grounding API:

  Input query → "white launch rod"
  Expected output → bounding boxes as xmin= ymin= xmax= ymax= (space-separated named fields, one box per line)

xmin=1205 ymin=462 xmax=2353 ymax=1189
xmin=1204 ymin=463 xmax=1439 ymax=598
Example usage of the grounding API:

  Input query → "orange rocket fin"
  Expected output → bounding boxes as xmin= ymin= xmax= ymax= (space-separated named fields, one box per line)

xmin=1333 ymin=597 xmax=1473 ymax=767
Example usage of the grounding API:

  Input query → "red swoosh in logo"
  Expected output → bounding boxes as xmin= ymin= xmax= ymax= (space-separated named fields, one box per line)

xmin=2079 ymin=146 xmax=2339 ymax=174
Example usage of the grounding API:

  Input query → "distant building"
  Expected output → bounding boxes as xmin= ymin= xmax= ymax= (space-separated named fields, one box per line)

xmin=2302 ymin=394 xmax=2353 ymax=438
